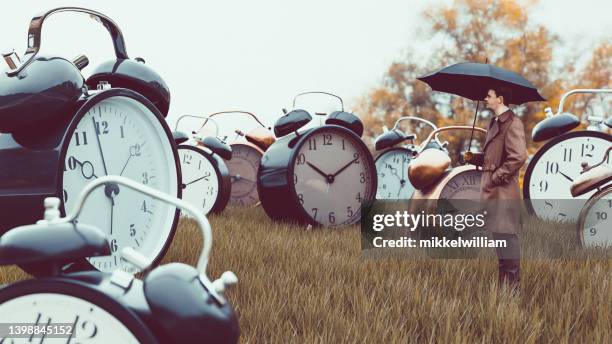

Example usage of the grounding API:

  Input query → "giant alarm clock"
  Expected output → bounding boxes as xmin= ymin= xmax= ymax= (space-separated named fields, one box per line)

xmin=0 ymin=7 xmax=180 ymax=274
xmin=570 ymin=146 xmax=612 ymax=247
xmin=373 ymin=116 xmax=446 ymax=200
xmin=524 ymin=88 xmax=612 ymax=222
xmin=410 ymin=126 xmax=488 ymax=203
xmin=204 ymin=111 xmax=275 ymax=207
xmin=258 ymin=92 xmax=377 ymax=227
xmin=174 ymin=115 xmax=232 ymax=215
xmin=0 ymin=176 xmax=239 ymax=344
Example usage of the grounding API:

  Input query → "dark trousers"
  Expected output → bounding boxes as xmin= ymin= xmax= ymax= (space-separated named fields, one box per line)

xmin=492 ymin=232 xmax=520 ymax=290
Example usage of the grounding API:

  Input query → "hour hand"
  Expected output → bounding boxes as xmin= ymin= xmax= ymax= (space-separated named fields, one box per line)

xmin=71 ymin=157 xmax=99 ymax=180
xmin=306 ymin=162 xmax=329 ymax=179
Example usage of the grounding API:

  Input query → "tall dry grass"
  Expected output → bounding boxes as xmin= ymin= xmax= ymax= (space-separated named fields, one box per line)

xmin=1 ymin=207 xmax=610 ymax=343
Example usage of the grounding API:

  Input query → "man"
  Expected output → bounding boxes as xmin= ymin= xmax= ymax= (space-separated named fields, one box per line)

xmin=480 ymin=87 xmax=528 ymax=291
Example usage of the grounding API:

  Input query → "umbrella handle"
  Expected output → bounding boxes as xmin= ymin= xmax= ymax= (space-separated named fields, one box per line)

xmin=418 ymin=126 xmax=487 ymax=153
xmin=556 ymin=89 xmax=612 ymax=116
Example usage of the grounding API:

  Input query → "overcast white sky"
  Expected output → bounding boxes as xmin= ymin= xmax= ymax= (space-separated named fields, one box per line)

xmin=1 ymin=0 xmax=610 ymax=137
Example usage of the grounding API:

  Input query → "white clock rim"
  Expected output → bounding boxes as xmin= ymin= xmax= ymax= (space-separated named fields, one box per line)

xmin=0 ymin=277 xmax=157 ymax=343
xmin=58 ymin=88 xmax=181 ymax=272
xmin=287 ymin=125 xmax=377 ymax=227
xmin=177 ymin=144 xmax=224 ymax=215
xmin=523 ymin=130 xmax=612 ymax=216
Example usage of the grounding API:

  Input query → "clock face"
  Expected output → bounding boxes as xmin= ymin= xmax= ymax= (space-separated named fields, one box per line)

xmin=291 ymin=127 xmax=376 ymax=227
xmin=524 ymin=131 xmax=611 ymax=222
xmin=580 ymin=188 xmax=611 ymax=248
xmin=375 ymin=148 xmax=415 ymax=199
xmin=226 ymin=143 xmax=262 ymax=207
xmin=0 ymin=293 xmax=140 ymax=343
xmin=439 ymin=169 xmax=482 ymax=199
xmin=62 ymin=93 xmax=179 ymax=273
xmin=178 ymin=146 xmax=220 ymax=215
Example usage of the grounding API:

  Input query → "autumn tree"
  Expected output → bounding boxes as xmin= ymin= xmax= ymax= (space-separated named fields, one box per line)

xmin=358 ymin=0 xmax=611 ymax=163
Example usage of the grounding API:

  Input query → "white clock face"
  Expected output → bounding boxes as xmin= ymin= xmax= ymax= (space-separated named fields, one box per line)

xmin=62 ymin=95 xmax=178 ymax=273
xmin=0 ymin=293 xmax=140 ymax=343
xmin=581 ymin=189 xmax=611 ymax=248
xmin=178 ymin=147 xmax=220 ymax=215
xmin=292 ymin=128 xmax=375 ymax=227
xmin=526 ymin=133 xmax=611 ymax=222
xmin=375 ymin=149 xmax=415 ymax=199
xmin=226 ymin=144 xmax=262 ymax=207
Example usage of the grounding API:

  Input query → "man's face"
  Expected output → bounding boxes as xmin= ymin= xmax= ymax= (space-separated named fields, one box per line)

xmin=484 ymin=89 xmax=501 ymax=110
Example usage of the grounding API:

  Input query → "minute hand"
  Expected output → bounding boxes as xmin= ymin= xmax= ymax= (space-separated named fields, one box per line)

xmin=331 ymin=157 xmax=359 ymax=177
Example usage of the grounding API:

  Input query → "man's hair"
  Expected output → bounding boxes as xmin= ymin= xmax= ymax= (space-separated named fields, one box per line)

xmin=491 ymin=86 xmax=513 ymax=105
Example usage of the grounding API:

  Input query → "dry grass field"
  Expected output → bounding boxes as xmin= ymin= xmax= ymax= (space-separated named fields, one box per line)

xmin=1 ymin=207 xmax=610 ymax=343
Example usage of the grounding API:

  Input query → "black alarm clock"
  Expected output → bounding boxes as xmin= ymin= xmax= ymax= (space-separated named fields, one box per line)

xmin=0 ymin=176 xmax=240 ymax=344
xmin=0 ymin=7 xmax=181 ymax=275
xmin=524 ymin=88 xmax=611 ymax=222
xmin=173 ymin=115 xmax=232 ymax=215
xmin=257 ymin=92 xmax=377 ymax=227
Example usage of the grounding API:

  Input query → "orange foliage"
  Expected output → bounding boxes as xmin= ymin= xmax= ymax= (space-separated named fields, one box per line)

xmin=357 ymin=0 xmax=611 ymax=160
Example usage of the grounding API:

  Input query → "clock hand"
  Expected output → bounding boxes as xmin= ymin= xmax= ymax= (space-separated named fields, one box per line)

xmin=110 ymin=198 xmax=114 ymax=235
xmin=558 ymin=171 xmax=574 ymax=182
xmin=306 ymin=162 xmax=330 ymax=180
xmin=120 ymin=142 xmax=145 ymax=176
xmin=119 ymin=154 xmax=132 ymax=176
xmin=185 ymin=175 xmax=210 ymax=186
xmin=231 ymin=175 xmax=256 ymax=184
xmin=72 ymin=157 xmax=99 ymax=179
xmin=103 ymin=183 xmax=119 ymax=235
xmin=331 ymin=157 xmax=359 ymax=178
xmin=388 ymin=165 xmax=401 ymax=181
xmin=92 ymin=116 xmax=109 ymax=176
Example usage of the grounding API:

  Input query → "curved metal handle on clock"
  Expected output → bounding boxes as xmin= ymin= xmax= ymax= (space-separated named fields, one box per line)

xmin=292 ymin=91 xmax=344 ymax=112
xmin=207 ymin=110 xmax=268 ymax=129
xmin=555 ymin=89 xmax=612 ymax=117
xmin=392 ymin=115 xmax=444 ymax=147
xmin=418 ymin=126 xmax=487 ymax=153
xmin=175 ymin=114 xmax=220 ymax=138
xmin=60 ymin=176 xmax=213 ymax=275
xmin=6 ymin=7 xmax=128 ymax=76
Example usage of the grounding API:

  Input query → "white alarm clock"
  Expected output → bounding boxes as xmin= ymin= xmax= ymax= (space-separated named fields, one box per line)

xmin=0 ymin=7 xmax=180 ymax=275
xmin=525 ymin=89 xmax=611 ymax=222
xmin=174 ymin=115 xmax=232 ymax=215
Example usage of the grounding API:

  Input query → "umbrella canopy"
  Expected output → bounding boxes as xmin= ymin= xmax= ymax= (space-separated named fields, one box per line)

xmin=417 ymin=62 xmax=545 ymax=105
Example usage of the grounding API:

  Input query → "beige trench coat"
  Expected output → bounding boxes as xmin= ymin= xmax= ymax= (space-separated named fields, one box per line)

xmin=480 ymin=109 xmax=528 ymax=234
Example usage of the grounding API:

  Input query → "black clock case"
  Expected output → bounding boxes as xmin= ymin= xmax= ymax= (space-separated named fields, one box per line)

xmin=257 ymin=124 xmax=377 ymax=226
xmin=0 ymin=269 xmax=240 ymax=343
xmin=522 ymin=130 xmax=612 ymax=215
xmin=0 ymin=88 xmax=182 ymax=253
xmin=178 ymin=144 xmax=231 ymax=214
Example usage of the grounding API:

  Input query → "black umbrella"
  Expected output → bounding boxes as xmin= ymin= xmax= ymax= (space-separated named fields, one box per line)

xmin=417 ymin=62 xmax=545 ymax=104
xmin=417 ymin=62 xmax=545 ymax=151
